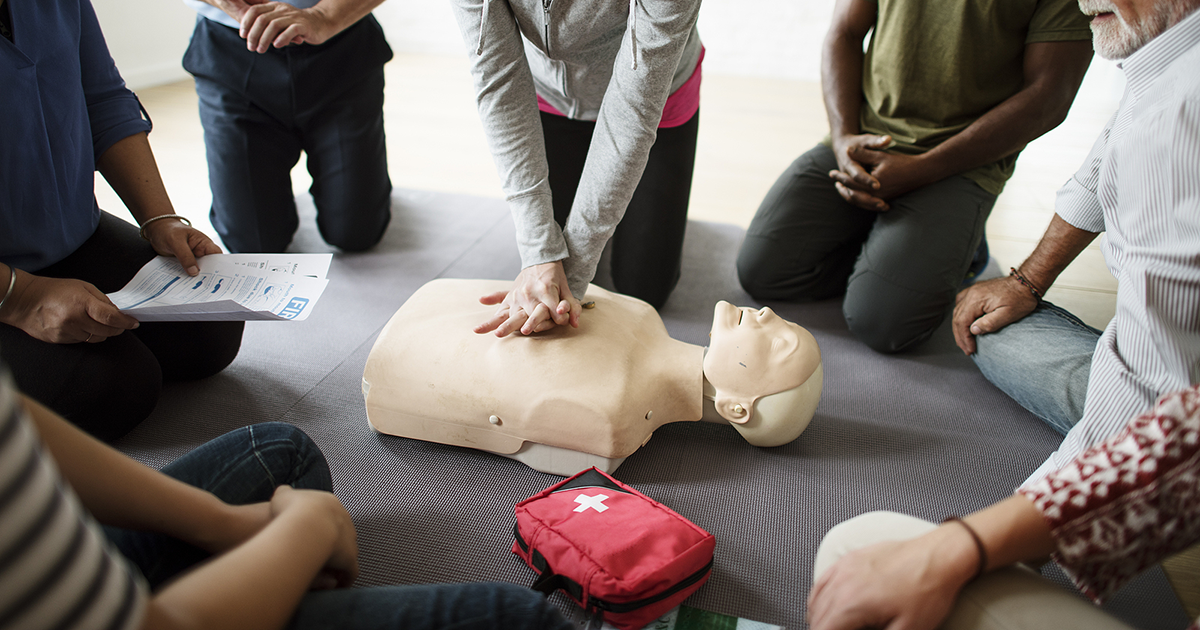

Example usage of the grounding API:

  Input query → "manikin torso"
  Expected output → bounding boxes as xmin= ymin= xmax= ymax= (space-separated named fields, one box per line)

xmin=363 ymin=279 xmax=821 ymax=475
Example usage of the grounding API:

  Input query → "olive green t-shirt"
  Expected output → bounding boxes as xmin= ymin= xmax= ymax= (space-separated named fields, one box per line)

xmin=856 ymin=0 xmax=1092 ymax=195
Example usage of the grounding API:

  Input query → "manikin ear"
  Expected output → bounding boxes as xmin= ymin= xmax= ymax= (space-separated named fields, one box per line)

xmin=715 ymin=395 xmax=756 ymax=425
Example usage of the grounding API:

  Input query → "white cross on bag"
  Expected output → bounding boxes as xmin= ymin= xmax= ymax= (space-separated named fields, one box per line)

xmin=573 ymin=493 xmax=609 ymax=513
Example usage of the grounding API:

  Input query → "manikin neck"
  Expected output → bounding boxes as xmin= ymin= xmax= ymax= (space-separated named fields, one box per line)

xmin=699 ymin=347 xmax=725 ymax=424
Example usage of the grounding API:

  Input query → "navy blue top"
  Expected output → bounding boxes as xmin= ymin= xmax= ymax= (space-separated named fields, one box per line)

xmin=0 ymin=0 xmax=151 ymax=271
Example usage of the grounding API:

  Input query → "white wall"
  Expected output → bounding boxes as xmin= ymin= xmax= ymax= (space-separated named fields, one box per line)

xmin=92 ymin=0 xmax=832 ymax=90
xmin=92 ymin=0 xmax=197 ymax=89
xmin=375 ymin=0 xmax=833 ymax=81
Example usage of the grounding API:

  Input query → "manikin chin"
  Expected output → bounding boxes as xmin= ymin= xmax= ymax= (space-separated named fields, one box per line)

xmin=363 ymin=279 xmax=823 ymax=476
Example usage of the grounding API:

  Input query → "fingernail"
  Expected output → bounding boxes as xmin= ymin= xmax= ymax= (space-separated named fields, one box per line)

xmin=187 ymin=266 xmax=199 ymax=275
xmin=970 ymin=325 xmax=980 ymax=334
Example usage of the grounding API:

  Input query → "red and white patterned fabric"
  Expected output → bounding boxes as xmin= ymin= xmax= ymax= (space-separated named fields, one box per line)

xmin=1018 ymin=384 xmax=1200 ymax=605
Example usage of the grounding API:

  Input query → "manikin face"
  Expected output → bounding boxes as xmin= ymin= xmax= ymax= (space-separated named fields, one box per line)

xmin=703 ymin=302 xmax=819 ymax=423
xmin=1078 ymin=0 xmax=1198 ymax=58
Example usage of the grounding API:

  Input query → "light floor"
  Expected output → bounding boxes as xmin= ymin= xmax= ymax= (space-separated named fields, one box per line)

xmin=98 ymin=53 xmax=1198 ymax=617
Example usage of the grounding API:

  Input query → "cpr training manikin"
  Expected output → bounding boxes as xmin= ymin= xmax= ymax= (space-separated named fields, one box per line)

xmin=363 ymin=279 xmax=822 ymax=475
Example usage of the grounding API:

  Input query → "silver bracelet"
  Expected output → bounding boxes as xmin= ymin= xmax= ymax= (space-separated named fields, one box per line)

xmin=138 ymin=213 xmax=192 ymax=240
xmin=0 ymin=266 xmax=15 ymax=314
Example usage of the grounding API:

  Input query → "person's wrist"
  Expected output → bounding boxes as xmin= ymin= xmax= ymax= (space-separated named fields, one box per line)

xmin=0 ymin=270 xmax=34 ymax=327
xmin=923 ymin=522 xmax=984 ymax=589
xmin=139 ymin=214 xmax=191 ymax=241
xmin=304 ymin=4 xmax=339 ymax=43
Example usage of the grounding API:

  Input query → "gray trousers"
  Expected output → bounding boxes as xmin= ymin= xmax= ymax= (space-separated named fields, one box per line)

xmin=737 ymin=144 xmax=996 ymax=352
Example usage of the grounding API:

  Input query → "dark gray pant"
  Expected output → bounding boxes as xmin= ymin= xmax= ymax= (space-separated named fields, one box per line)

xmin=183 ymin=16 xmax=393 ymax=253
xmin=737 ymin=144 xmax=996 ymax=353
xmin=540 ymin=110 xmax=699 ymax=309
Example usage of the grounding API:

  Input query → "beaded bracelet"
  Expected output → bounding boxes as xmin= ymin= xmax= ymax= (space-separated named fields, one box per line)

xmin=942 ymin=516 xmax=989 ymax=581
xmin=138 ymin=214 xmax=192 ymax=240
xmin=1009 ymin=267 xmax=1043 ymax=302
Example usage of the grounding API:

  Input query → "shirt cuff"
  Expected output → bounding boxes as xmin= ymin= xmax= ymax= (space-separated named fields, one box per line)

xmin=1055 ymin=177 xmax=1106 ymax=233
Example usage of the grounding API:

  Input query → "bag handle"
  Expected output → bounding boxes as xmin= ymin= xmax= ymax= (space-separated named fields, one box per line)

xmin=527 ymin=548 xmax=585 ymax=601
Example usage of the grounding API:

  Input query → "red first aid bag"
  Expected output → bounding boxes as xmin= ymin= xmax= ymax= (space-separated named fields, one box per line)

xmin=512 ymin=467 xmax=715 ymax=630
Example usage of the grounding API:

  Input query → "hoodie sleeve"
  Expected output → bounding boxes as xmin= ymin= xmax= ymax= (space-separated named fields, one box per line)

xmin=560 ymin=0 xmax=701 ymax=298
xmin=449 ymin=0 xmax=569 ymax=275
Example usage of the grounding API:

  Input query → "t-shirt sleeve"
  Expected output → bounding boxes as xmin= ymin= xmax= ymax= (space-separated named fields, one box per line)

xmin=1026 ymin=0 xmax=1093 ymax=43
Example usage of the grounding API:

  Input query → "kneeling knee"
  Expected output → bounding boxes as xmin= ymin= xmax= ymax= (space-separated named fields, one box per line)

xmin=844 ymin=303 xmax=939 ymax=354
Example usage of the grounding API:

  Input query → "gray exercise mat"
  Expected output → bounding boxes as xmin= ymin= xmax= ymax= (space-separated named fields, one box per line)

xmin=115 ymin=189 xmax=1190 ymax=630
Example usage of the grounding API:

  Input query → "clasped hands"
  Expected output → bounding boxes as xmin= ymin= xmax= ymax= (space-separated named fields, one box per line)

xmin=216 ymin=0 xmax=337 ymax=53
xmin=829 ymin=133 xmax=930 ymax=212
xmin=474 ymin=261 xmax=582 ymax=337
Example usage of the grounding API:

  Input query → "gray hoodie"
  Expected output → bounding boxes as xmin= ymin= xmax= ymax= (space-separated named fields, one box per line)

xmin=451 ymin=0 xmax=703 ymax=299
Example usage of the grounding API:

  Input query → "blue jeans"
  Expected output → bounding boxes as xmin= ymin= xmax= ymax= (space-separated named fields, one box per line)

xmin=107 ymin=423 xmax=571 ymax=630
xmin=971 ymin=302 xmax=1102 ymax=435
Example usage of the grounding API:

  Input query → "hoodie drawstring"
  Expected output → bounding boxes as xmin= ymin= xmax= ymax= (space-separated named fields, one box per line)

xmin=475 ymin=0 xmax=492 ymax=55
xmin=628 ymin=0 xmax=638 ymax=69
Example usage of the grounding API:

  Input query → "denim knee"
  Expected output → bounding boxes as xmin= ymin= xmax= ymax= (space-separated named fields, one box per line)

xmin=970 ymin=303 xmax=1099 ymax=434
xmin=248 ymin=422 xmax=333 ymax=492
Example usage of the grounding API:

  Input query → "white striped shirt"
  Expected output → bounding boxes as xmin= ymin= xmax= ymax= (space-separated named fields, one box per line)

xmin=1024 ymin=9 xmax=1200 ymax=485
xmin=0 ymin=370 xmax=147 ymax=630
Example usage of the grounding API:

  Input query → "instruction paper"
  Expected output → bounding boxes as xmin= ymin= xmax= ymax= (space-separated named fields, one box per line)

xmin=107 ymin=254 xmax=332 ymax=322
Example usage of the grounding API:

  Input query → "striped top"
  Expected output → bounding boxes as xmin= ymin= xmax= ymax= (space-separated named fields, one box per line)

xmin=1024 ymin=9 xmax=1200 ymax=485
xmin=0 ymin=370 xmax=147 ymax=630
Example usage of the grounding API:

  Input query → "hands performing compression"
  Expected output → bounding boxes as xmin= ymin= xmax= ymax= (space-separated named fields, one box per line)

xmin=828 ymin=133 xmax=931 ymax=212
xmin=474 ymin=261 xmax=582 ymax=337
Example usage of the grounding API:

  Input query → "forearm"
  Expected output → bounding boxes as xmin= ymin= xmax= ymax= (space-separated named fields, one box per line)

xmin=95 ymin=132 xmax=177 ymax=226
xmin=961 ymin=495 xmax=1056 ymax=572
xmin=914 ymin=42 xmax=1092 ymax=184
xmin=143 ymin=506 xmax=335 ymax=630
xmin=305 ymin=0 xmax=384 ymax=38
xmin=1016 ymin=214 xmax=1099 ymax=292
xmin=821 ymin=9 xmax=868 ymax=140
xmin=22 ymin=395 xmax=239 ymax=547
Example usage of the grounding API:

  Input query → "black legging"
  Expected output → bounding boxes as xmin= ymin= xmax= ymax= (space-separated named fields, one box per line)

xmin=0 ymin=212 xmax=244 ymax=440
xmin=540 ymin=109 xmax=699 ymax=309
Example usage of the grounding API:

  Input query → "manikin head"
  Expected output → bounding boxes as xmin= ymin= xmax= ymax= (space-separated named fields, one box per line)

xmin=1078 ymin=0 xmax=1200 ymax=58
xmin=703 ymin=302 xmax=822 ymax=446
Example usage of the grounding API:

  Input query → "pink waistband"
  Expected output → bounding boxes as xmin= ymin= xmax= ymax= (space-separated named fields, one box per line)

xmin=537 ymin=47 xmax=704 ymax=129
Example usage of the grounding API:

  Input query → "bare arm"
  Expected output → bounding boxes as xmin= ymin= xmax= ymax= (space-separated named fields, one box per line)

xmin=142 ymin=486 xmax=357 ymax=630
xmin=830 ymin=39 xmax=1093 ymax=210
xmin=905 ymin=40 xmax=1093 ymax=187
xmin=808 ymin=496 xmax=1054 ymax=630
xmin=20 ymin=395 xmax=357 ymax=630
xmin=22 ymin=395 xmax=270 ymax=551
xmin=96 ymin=132 xmax=222 ymax=276
xmin=952 ymin=214 xmax=1099 ymax=354
xmin=822 ymin=0 xmax=881 ymax=195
